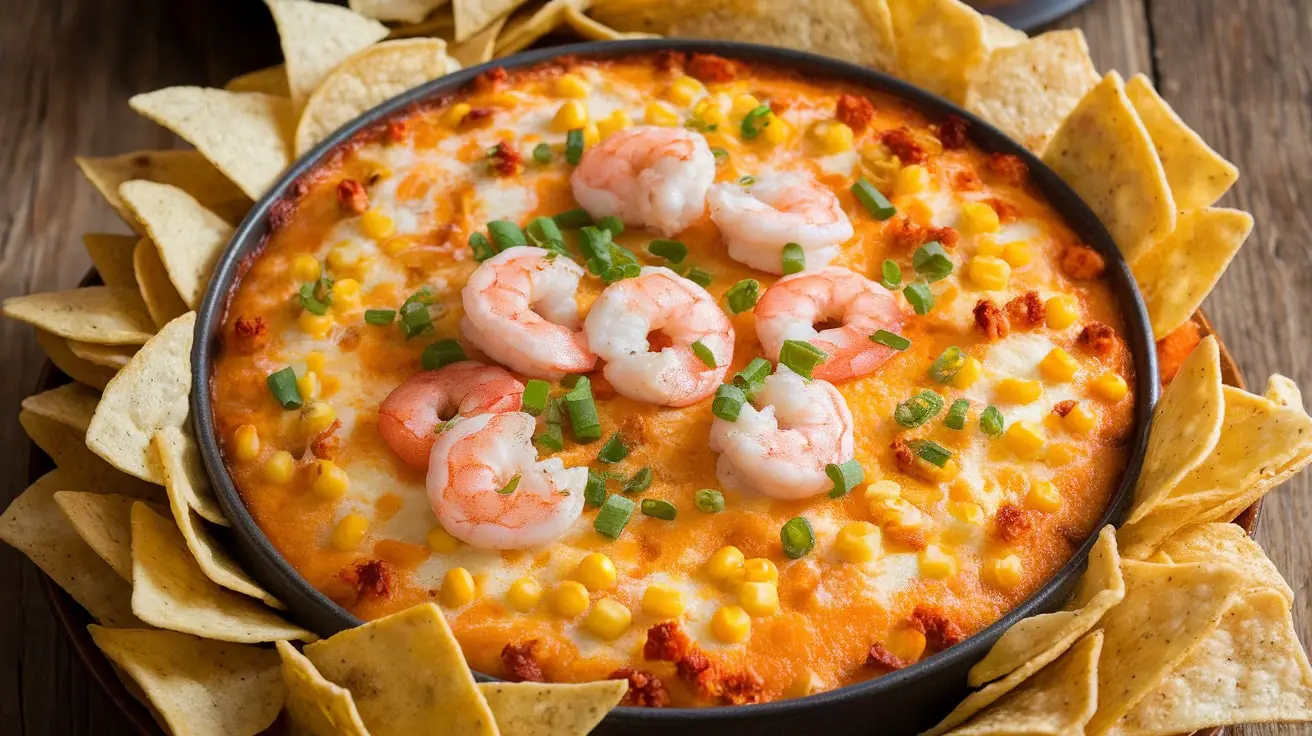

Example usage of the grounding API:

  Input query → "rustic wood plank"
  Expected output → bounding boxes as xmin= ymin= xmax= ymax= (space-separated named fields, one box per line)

xmin=1054 ymin=0 xmax=1153 ymax=76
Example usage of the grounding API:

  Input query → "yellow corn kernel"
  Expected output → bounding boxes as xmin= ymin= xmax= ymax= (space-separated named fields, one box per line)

xmin=711 ymin=604 xmax=751 ymax=643
xmin=426 ymin=525 xmax=460 ymax=554
xmin=968 ymin=256 xmax=1011 ymax=291
xmin=582 ymin=121 xmax=600 ymax=147
xmin=642 ymin=583 xmax=686 ymax=618
xmin=551 ymin=580 xmax=590 ymax=618
xmin=332 ymin=277 xmax=361 ymax=301
xmin=231 ymin=424 xmax=260 ymax=462
xmin=1003 ymin=421 xmax=1046 ymax=460
xmin=873 ymin=497 xmax=926 ymax=533
xmin=644 ymin=101 xmax=680 ymax=127
xmin=263 ymin=450 xmax=294 ymax=484
xmin=706 ymin=545 xmax=745 ymax=582
xmin=975 ymin=234 xmax=1003 ymax=258
xmin=742 ymin=558 xmax=778 ymax=584
xmin=584 ymin=599 xmax=632 ymax=640
xmin=996 ymin=378 xmax=1042 ymax=405
xmin=760 ymin=114 xmax=790 ymax=145
xmin=950 ymin=357 xmax=983 ymax=390
xmin=730 ymin=94 xmax=761 ymax=117
xmin=297 ymin=311 xmax=334 ymax=339
xmin=440 ymin=567 xmax=476 ymax=608
xmin=1089 ymin=373 xmax=1129 ymax=403
xmin=290 ymin=254 xmax=321 ymax=281
xmin=987 ymin=555 xmax=1024 ymax=589
xmin=919 ymin=544 xmax=957 ymax=579
xmin=331 ymin=513 xmax=369 ymax=551
xmin=738 ymin=581 xmax=780 ymax=616
xmin=1045 ymin=295 xmax=1080 ymax=329
xmin=1039 ymin=348 xmax=1079 ymax=384
xmin=311 ymin=459 xmax=349 ymax=499
xmin=381 ymin=234 xmax=415 ymax=257
xmin=305 ymin=351 xmax=326 ymax=373
xmin=888 ymin=626 xmax=927 ymax=663
xmin=893 ymin=163 xmax=929 ymax=196
xmin=786 ymin=669 xmax=823 ymax=698
xmin=360 ymin=208 xmax=395 ymax=240
xmin=486 ymin=91 xmax=519 ymax=107
xmin=297 ymin=371 xmax=321 ymax=401
xmin=552 ymin=99 xmax=589 ymax=131
xmin=506 ymin=576 xmax=542 ymax=612
xmin=574 ymin=552 xmax=617 ymax=591
xmin=835 ymin=521 xmax=881 ymax=563
xmin=1002 ymin=240 xmax=1034 ymax=268
xmin=1046 ymin=442 xmax=1076 ymax=467
xmin=554 ymin=73 xmax=590 ymax=98
xmin=864 ymin=479 xmax=902 ymax=505
xmin=916 ymin=457 xmax=962 ymax=485
xmin=692 ymin=96 xmax=726 ymax=126
xmin=1063 ymin=403 xmax=1097 ymax=434
xmin=1027 ymin=480 xmax=1063 ymax=512
xmin=300 ymin=401 xmax=336 ymax=436
xmin=948 ymin=500 xmax=985 ymax=525
xmin=325 ymin=242 xmax=363 ymax=272
xmin=443 ymin=102 xmax=472 ymax=127
xmin=960 ymin=201 xmax=1001 ymax=234
xmin=666 ymin=76 xmax=706 ymax=106
xmin=597 ymin=109 xmax=632 ymax=139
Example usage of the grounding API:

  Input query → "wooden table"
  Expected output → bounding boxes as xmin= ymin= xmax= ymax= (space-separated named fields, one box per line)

xmin=1 ymin=0 xmax=1308 ymax=733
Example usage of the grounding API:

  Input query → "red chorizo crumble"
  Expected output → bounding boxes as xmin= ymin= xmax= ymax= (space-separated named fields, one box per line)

xmin=974 ymin=299 xmax=1010 ymax=341
xmin=883 ymin=524 xmax=929 ymax=551
xmin=866 ymin=642 xmax=907 ymax=673
xmin=880 ymin=127 xmax=928 ymax=164
xmin=768 ymin=97 xmax=792 ymax=115
xmin=461 ymin=107 xmax=494 ymax=129
xmin=1157 ymin=320 xmax=1203 ymax=384
xmin=909 ymin=606 xmax=964 ymax=653
xmin=501 ymin=640 xmax=545 ymax=682
xmin=487 ymin=141 xmax=522 ymax=176
xmin=1052 ymin=399 xmax=1078 ymax=417
xmin=232 ymin=315 xmax=269 ymax=354
xmin=937 ymin=115 xmax=970 ymax=149
xmin=1078 ymin=322 xmax=1117 ymax=356
xmin=888 ymin=217 xmax=960 ymax=251
xmin=336 ymin=179 xmax=369 ymax=215
xmin=715 ymin=670 xmax=765 ymax=705
xmin=1005 ymin=291 xmax=1045 ymax=329
xmin=953 ymin=169 xmax=983 ymax=191
xmin=642 ymin=622 xmax=762 ymax=704
xmin=836 ymin=93 xmax=876 ymax=131
xmin=611 ymin=667 xmax=671 ymax=708
xmin=472 ymin=66 xmax=507 ymax=93
xmin=384 ymin=118 xmax=408 ymax=144
xmin=644 ymin=621 xmax=689 ymax=662
xmin=986 ymin=197 xmax=1021 ymax=223
xmin=993 ymin=504 xmax=1033 ymax=544
xmin=987 ymin=153 xmax=1028 ymax=185
xmin=891 ymin=439 xmax=915 ymax=471
xmin=309 ymin=419 xmax=342 ymax=461
xmin=686 ymin=53 xmax=736 ymax=83
xmin=654 ymin=50 xmax=686 ymax=75
xmin=1060 ymin=244 xmax=1106 ymax=280
xmin=340 ymin=559 xmax=395 ymax=601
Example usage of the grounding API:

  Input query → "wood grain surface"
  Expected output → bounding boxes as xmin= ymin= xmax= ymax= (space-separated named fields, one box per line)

xmin=0 ymin=0 xmax=1307 ymax=733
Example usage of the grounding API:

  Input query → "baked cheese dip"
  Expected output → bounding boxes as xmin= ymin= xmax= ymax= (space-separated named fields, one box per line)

xmin=212 ymin=52 xmax=1136 ymax=707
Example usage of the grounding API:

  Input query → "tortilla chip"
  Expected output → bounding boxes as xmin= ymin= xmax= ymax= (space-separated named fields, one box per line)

xmin=130 ymin=88 xmax=294 ymax=200
xmin=151 ymin=426 xmax=228 ymax=525
xmin=1109 ymin=590 xmax=1312 ymax=735
xmin=1133 ymin=207 xmax=1253 ymax=337
xmin=278 ymin=640 xmax=371 ymax=736
xmin=133 ymin=237 xmax=190 ymax=328
xmin=1042 ymin=71 xmax=1175 ymax=261
xmin=1265 ymin=374 xmax=1304 ymax=412
xmin=52 ymin=491 xmax=140 ymax=580
xmin=119 ymin=181 xmax=232 ymax=308
xmin=224 ymin=64 xmax=291 ymax=96
xmin=129 ymin=502 xmax=313 ymax=642
xmin=355 ymin=0 xmax=453 ymax=25
xmin=88 ymin=626 xmax=285 ymax=736
xmin=295 ymin=38 xmax=457 ymax=156
xmin=34 ymin=329 xmax=118 ymax=390
xmin=4 ymin=286 xmax=155 ymax=345
xmin=1125 ymin=74 xmax=1239 ymax=212
xmin=74 ymin=150 xmax=253 ymax=227
xmin=561 ymin=7 xmax=642 ymax=41
xmin=494 ymin=0 xmax=586 ymax=56
xmin=0 ymin=472 xmax=140 ymax=626
xmin=451 ymin=14 xmax=508 ymax=67
xmin=85 ymin=312 xmax=195 ymax=484
xmin=82 ymin=233 xmax=139 ymax=289
xmin=68 ymin=340 xmax=137 ymax=369
xmin=22 ymin=382 xmax=101 ymax=428
xmin=386 ymin=7 xmax=457 ymax=39
xmin=303 ymin=603 xmax=497 ymax=735
xmin=888 ymin=0 xmax=987 ymax=102
xmin=19 ymin=407 xmax=165 ymax=501
xmin=1126 ymin=335 xmax=1223 ymax=523
xmin=1154 ymin=522 xmax=1293 ymax=605
xmin=479 ymin=680 xmax=628 ymax=736
xmin=455 ymin=0 xmax=530 ymax=41
xmin=945 ymin=630 xmax=1101 ymax=736
xmin=267 ymin=0 xmax=391 ymax=112
xmin=980 ymin=15 xmax=1025 ymax=49
xmin=964 ymin=29 xmax=1099 ymax=153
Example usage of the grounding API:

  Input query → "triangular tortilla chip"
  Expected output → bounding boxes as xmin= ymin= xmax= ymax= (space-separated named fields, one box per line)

xmin=455 ymin=0 xmax=529 ymax=42
xmin=75 ymin=150 xmax=253 ymax=227
xmin=888 ymin=0 xmax=987 ymax=102
xmin=562 ymin=7 xmax=651 ymax=42
xmin=1132 ymin=207 xmax=1252 ymax=338
xmin=451 ymin=14 xmax=508 ymax=67
xmin=22 ymin=382 xmax=101 ymax=429
xmin=82 ymin=233 xmax=139 ymax=289
xmin=53 ymin=491 xmax=141 ymax=580
xmin=1125 ymin=74 xmax=1239 ymax=212
xmin=89 ymin=626 xmax=285 ymax=736
xmin=980 ymin=14 xmax=1025 ymax=49
xmin=1154 ymin=522 xmax=1294 ymax=605
xmin=266 ymin=0 xmax=391 ymax=112
xmin=1042 ymin=71 xmax=1175 ymax=261
xmin=355 ymin=0 xmax=452 ymax=25
xmin=494 ymin=0 xmax=588 ymax=57
xmin=224 ymin=64 xmax=291 ymax=96
xmin=133 ymin=237 xmax=190 ymax=328
xmin=4 ymin=286 xmax=155 ymax=345
xmin=19 ymin=408 xmax=165 ymax=501
xmin=385 ymin=6 xmax=457 ymax=39
xmin=34 ymin=329 xmax=117 ymax=390
xmin=1265 ymin=374 xmax=1304 ymax=412
xmin=151 ymin=426 xmax=228 ymax=525
xmin=130 ymin=88 xmax=294 ymax=200
xmin=278 ymin=640 xmax=372 ymax=736
xmin=68 ymin=340 xmax=137 ymax=369
xmin=479 ymin=680 xmax=628 ymax=736
xmin=119 ymin=181 xmax=232 ymax=309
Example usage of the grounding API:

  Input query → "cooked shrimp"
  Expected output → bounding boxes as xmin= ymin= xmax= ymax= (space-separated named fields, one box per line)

xmin=461 ymin=246 xmax=596 ymax=379
xmin=428 ymin=412 xmax=586 ymax=549
xmin=707 ymin=170 xmax=854 ymax=274
xmin=583 ymin=266 xmax=733 ymax=406
xmin=754 ymin=267 xmax=905 ymax=383
xmin=378 ymin=361 xmax=524 ymax=470
xmin=570 ymin=125 xmax=716 ymax=237
xmin=709 ymin=367 xmax=855 ymax=500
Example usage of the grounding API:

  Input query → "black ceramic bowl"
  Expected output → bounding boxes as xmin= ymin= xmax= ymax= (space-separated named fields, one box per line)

xmin=192 ymin=39 xmax=1158 ymax=735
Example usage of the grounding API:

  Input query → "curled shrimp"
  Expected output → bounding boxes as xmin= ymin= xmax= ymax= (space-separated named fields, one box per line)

xmin=583 ymin=266 xmax=733 ymax=406
xmin=378 ymin=361 xmax=524 ymax=470
xmin=707 ymin=170 xmax=854 ymax=274
xmin=570 ymin=125 xmax=716 ymax=237
xmin=709 ymin=367 xmax=855 ymax=500
xmin=428 ymin=412 xmax=587 ymax=550
xmin=461 ymin=246 xmax=596 ymax=380
xmin=754 ymin=267 xmax=905 ymax=383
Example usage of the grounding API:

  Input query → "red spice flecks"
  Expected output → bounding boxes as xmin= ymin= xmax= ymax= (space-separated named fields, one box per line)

xmin=1052 ymin=399 xmax=1078 ymax=418
xmin=866 ymin=642 xmax=907 ymax=673
xmin=987 ymin=152 xmax=1029 ymax=185
xmin=993 ymin=504 xmax=1034 ymax=544
xmin=232 ymin=315 xmax=269 ymax=354
xmin=487 ymin=141 xmax=522 ymax=176
xmin=686 ymin=53 xmax=736 ymax=83
xmin=501 ymin=640 xmax=545 ymax=682
xmin=909 ymin=606 xmax=965 ymax=653
xmin=835 ymin=93 xmax=875 ymax=131
xmin=937 ymin=115 xmax=970 ymax=149
xmin=340 ymin=559 xmax=395 ymax=601
xmin=472 ymin=66 xmax=507 ymax=93
xmin=880 ymin=127 xmax=928 ymax=164
xmin=336 ymin=179 xmax=369 ymax=215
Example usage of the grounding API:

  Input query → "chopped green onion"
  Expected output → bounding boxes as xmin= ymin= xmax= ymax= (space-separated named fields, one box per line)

xmin=266 ymin=367 xmax=303 ymax=409
xmin=894 ymin=389 xmax=944 ymax=428
xmin=598 ymin=215 xmax=624 ymax=237
xmin=399 ymin=302 xmax=434 ymax=340
xmin=594 ymin=494 xmax=635 ymax=539
xmin=421 ymin=339 xmax=465 ymax=370
xmin=904 ymin=282 xmax=935 ymax=315
xmin=778 ymin=339 xmax=827 ymax=379
xmin=738 ymin=175 xmax=756 ymax=186
xmin=724 ymin=279 xmax=760 ymax=314
xmin=685 ymin=118 xmax=718 ymax=133
xmin=870 ymin=330 xmax=910 ymax=351
xmin=565 ymin=128 xmax=584 ymax=165
xmin=623 ymin=467 xmax=654 ymax=494
xmin=469 ymin=232 xmax=496 ymax=261
xmin=711 ymin=146 xmax=728 ymax=165
xmin=544 ymin=396 xmax=565 ymax=425
xmin=912 ymin=241 xmax=953 ymax=282
xmin=521 ymin=379 xmax=551 ymax=415
xmin=929 ymin=346 xmax=966 ymax=383
xmin=945 ymin=399 xmax=970 ymax=430
xmin=534 ymin=423 xmax=564 ymax=452
xmin=980 ymin=405 xmax=1005 ymax=437
xmin=740 ymin=104 xmax=772 ymax=140
xmin=826 ymin=460 xmax=865 ymax=499
xmin=782 ymin=243 xmax=805 ymax=275
xmin=553 ymin=208 xmax=593 ymax=229
xmin=497 ymin=476 xmax=521 ymax=495
xmin=852 ymin=178 xmax=896 ymax=220
xmin=561 ymin=374 xmax=584 ymax=388
xmin=597 ymin=432 xmax=630 ymax=464
xmin=298 ymin=277 xmax=334 ymax=316
xmin=695 ymin=489 xmax=725 ymax=513
xmin=565 ymin=376 xmax=601 ymax=441
xmin=488 ymin=220 xmax=527 ymax=251
xmin=600 ymin=263 xmax=641 ymax=284
xmin=648 ymin=239 xmax=687 ymax=263
xmin=364 ymin=309 xmax=395 ymax=326
xmin=578 ymin=225 xmax=612 ymax=263
xmin=532 ymin=142 xmax=552 ymax=164
xmin=691 ymin=340 xmax=717 ymax=368
xmin=780 ymin=517 xmax=815 ymax=559
xmin=880 ymin=259 xmax=903 ymax=289
xmin=732 ymin=357 xmax=772 ymax=398
xmin=526 ymin=216 xmax=565 ymax=249
xmin=909 ymin=439 xmax=952 ymax=467
xmin=684 ymin=266 xmax=713 ymax=287
xmin=712 ymin=384 xmax=747 ymax=421
xmin=640 ymin=498 xmax=676 ymax=520
xmin=584 ymin=469 xmax=607 ymax=507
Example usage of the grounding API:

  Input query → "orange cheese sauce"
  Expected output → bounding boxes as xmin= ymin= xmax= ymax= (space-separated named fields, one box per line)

xmin=212 ymin=54 xmax=1135 ymax=706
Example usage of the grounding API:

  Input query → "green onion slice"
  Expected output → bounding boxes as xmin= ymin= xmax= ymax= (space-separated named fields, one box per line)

xmin=691 ymin=340 xmax=717 ymax=368
xmin=266 ymin=367 xmax=303 ymax=410
xmin=782 ymin=243 xmax=805 ymax=275
xmin=904 ymin=282 xmax=935 ymax=315
xmin=780 ymin=517 xmax=816 ymax=559
xmin=648 ymin=238 xmax=687 ymax=263
xmin=929 ymin=346 xmax=966 ymax=383
xmin=980 ymin=405 xmax=1005 ymax=437
xmin=298 ymin=277 xmax=334 ymax=316
xmin=724 ymin=279 xmax=760 ymax=314
xmin=364 ymin=309 xmax=395 ymax=326
xmin=740 ymin=105 xmax=772 ymax=139
xmin=738 ymin=175 xmax=756 ymax=186
xmin=578 ymin=225 xmax=612 ymax=263
xmin=534 ymin=423 xmax=564 ymax=452
xmin=469 ymin=232 xmax=496 ymax=261
xmin=532 ymin=142 xmax=552 ymax=164
xmin=598 ymin=215 xmax=624 ymax=237
xmin=565 ymin=128 xmax=585 ymax=165
xmin=894 ymin=389 xmax=944 ymax=428
xmin=733 ymin=357 xmax=772 ymax=393
xmin=945 ymin=399 xmax=970 ymax=430
xmin=778 ymin=339 xmax=827 ymax=379
xmin=912 ymin=241 xmax=953 ymax=282
xmin=544 ymin=396 xmax=565 ymax=425
xmin=488 ymin=220 xmax=527 ymax=251
xmin=565 ymin=376 xmax=602 ymax=441
xmin=826 ymin=460 xmax=865 ymax=499
xmin=695 ymin=489 xmax=725 ymax=513
xmin=870 ymin=330 xmax=910 ymax=351
xmin=597 ymin=432 xmax=630 ymax=464
xmin=880 ymin=259 xmax=903 ymax=289
xmin=553 ymin=208 xmax=593 ymax=229
xmin=712 ymin=384 xmax=747 ymax=421
xmin=521 ymin=379 xmax=551 ymax=415
xmin=526 ymin=216 xmax=565 ymax=249
xmin=623 ymin=467 xmax=654 ymax=494
xmin=584 ymin=469 xmax=607 ymax=507
xmin=497 ymin=476 xmax=521 ymax=495
xmin=711 ymin=146 xmax=729 ymax=165
xmin=908 ymin=439 xmax=952 ymax=467
xmin=640 ymin=498 xmax=677 ymax=520
xmin=684 ymin=266 xmax=713 ymax=287
xmin=594 ymin=494 xmax=635 ymax=539
xmin=421 ymin=339 xmax=465 ymax=371
xmin=852 ymin=178 xmax=897 ymax=220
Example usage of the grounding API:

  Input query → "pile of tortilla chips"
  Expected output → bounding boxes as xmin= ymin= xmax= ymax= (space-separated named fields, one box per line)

xmin=0 ymin=0 xmax=1307 ymax=734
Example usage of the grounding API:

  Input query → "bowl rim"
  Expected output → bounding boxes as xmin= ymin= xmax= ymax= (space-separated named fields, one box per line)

xmin=190 ymin=37 xmax=1159 ymax=724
